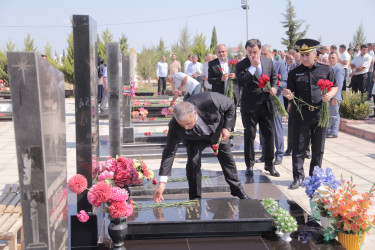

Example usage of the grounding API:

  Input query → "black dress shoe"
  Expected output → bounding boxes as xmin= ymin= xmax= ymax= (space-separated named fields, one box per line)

xmin=289 ymin=179 xmax=301 ymax=189
xmin=246 ymin=167 xmax=254 ymax=176
xmin=304 ymin=151 xmax=311 ymax=159
xmin=284 ymin=148 xmax=292 ymax=156
xmin=273 ymin=158 xmax=282 ymax=165
xmin=255 ymin=156 xmax=265 ymax=163
xmin=264 ymin=165 xmax=280 ymax=177
xmin=231 ymin=189 xmax=250 ymax=199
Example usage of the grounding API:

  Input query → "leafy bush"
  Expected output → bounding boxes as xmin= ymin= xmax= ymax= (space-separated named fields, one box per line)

xmin=340 ymin=91 xmax=370 ymax=120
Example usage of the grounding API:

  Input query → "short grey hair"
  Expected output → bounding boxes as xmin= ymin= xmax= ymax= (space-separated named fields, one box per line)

xmin=262 ymin=44 xmax=273 ymax=53
xmin=173 ymin=102 xmax=195 ymax=121
xmin=329 ymin=51 xmax=339 ymax=57
xmin=192 ymin=55 xmax=198 ymax=59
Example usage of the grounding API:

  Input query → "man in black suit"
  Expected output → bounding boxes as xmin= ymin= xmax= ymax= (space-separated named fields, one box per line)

xmin=208 ymin=44 xmax=239 ymax=103
xmin=153 ymin=92 xmax=248 ymax=202
xmin=236 ymin=39 xmax=280 ymax=177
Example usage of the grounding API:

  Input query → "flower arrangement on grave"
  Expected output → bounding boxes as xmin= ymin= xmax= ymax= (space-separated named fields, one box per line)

xmin=261 ymin=198 xmax=279 ymax=215
xmin=258 ymin=74 xmax=288 ymax=117
xmin=144 ymin=132 xmax=151 ymax=136
xmin=161 ymin=107 xmax=173 ymax=117
xmin=321 ymin=177 xmax=375 ymax=247
xmin=138 ymin=107 xmax=148 ymax=117
xmin=158 ymin=100 xmax=171 ymax=105
xmin=132 ymin=159 xmax=157 ymax=184
xmin=131 ymin=111 xmax=139 ymax=118
xmin=273 ymin=208 xmax=298 ymax=236
xmin=301 ymin=167 xmax=340 ymax=218
xmin=224 ymin=59 xmax=237 ymax=100
xmin=0 ymin=79 xmax=9 ymax=91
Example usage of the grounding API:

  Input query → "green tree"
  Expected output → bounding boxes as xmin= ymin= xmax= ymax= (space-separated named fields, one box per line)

xmin=191 ymin=33 xmax=210 ymax=63
xmin=60 ymin=32 xmax=74 ymax=84
xmin=137 ymin=46 xmax=156 ymax=83
xmin=119 ymin=33 xmax=129 ymax=55
xmin=5 ymin=39 xmax=16 ymax=52
xmin=157 ymin=38 xmax=166 ymax=54
xmin=281 ymin=0 xmax=309 ymax=50
xmin=0 ymin=50 xmax=8 ymax=84
xmin=210 ymin=26 xmax=218 ymax=52
xmin=43 ymin=40 xmax=52 ymax=60
xmin=351 ymin=22 xmax=367 ymax=47
xmin=179 ymin=24 xmax=191 ymax=56
xmin=97 ymin=27 xmax=114 ymax=61
xmin=24 ymin=33 xmax=37 ymax=52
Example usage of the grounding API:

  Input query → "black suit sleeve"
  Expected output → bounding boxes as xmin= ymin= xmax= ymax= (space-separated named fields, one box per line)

xmin=159 ymin=120 xmax=180 ymax=176
xmin=236 ymin=59 xmax=253 ymax=88
xmin=211 ymin=92 xmax=235 ymax=130
xmin=208 ymin=61 xmax=223 ymax=87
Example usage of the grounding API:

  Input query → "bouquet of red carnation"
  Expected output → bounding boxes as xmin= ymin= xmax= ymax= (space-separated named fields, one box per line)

xmin=224 ymin=59 xmax=238 ymax=100
xmin=258 ymin=74 xmax=288 ymax=117
xmin=317 ymin=79 xmax=334 ymax=127
xmin=211 ymin=138 xmax=223 ymax=155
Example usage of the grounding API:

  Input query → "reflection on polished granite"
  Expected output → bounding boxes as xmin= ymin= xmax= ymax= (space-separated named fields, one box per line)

xmin=69 ymin=166 xmax=344 ymax=249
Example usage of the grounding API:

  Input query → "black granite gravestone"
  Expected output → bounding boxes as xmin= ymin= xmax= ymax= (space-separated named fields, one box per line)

xmin=8 ymin=52 xmax=68 ymax=249
xmin=72 ymin=14 xmax=100 ymax=247
xmin=122 ymin=54 xmax=134 ymax=143
xmin=107 ymin=42 xmax=122 ymax=157
xmin=126 ymin=198 xmax=273 ymax=239
xmin=73 ymin=14 xmax=99 ymax=212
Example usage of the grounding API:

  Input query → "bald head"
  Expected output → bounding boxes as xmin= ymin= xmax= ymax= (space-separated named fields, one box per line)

xmin=216 ymin=44 xmax=228 ymax=61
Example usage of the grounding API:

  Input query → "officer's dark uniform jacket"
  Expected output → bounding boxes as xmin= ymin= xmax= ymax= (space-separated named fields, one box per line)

xmin=287 ymin=61 xmax=336 ymax=115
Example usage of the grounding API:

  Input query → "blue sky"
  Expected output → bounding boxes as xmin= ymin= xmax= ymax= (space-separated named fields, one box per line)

xmin=1 ymin=0 xmax=374 ymax=56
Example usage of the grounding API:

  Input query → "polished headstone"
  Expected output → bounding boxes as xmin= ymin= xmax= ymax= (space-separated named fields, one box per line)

xmin=107 ymin=42 xmax=122 ymax=157
xmin=72 ymin=14 xmax=100 ymax=247
xmin=8 ymin=52 xmax=68 ymax=249
xmin=73 ymin=14 xmax=99 ymax=212
xmin=126 ymin=198 xmax=273 ymax=238
xmin=130 ymin=169 xmax=270 ymax=196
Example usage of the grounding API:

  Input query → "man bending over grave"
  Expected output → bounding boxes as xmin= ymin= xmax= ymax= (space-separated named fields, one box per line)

xmin=153 ymin=92 xmax=249 ymax=202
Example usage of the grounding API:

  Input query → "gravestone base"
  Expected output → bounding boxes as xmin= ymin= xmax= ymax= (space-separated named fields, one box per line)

xmin=71 ymin=215 xmax=98 ymax=248
xmin=126 ymin=198 xmax=273 ymax=239
xmin=123 ymin=127 xmax=135 ymax=143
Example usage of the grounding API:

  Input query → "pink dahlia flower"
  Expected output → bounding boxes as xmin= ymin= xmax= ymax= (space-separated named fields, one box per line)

xmin=77 ymin=210 xmax=89 ymax=222
xmin=68 ymin=174 xmax=88 ymax=194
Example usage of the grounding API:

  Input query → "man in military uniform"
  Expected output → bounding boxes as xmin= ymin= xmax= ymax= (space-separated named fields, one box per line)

xmin=282 ymin=39 xmax=338 ymax=189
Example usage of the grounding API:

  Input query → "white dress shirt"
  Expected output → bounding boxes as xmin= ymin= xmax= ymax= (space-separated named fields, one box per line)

xmin=219 ymin=59 xmax=230 ymax=89
xmin=186 ymin=62 xmax=202 ymax=78
xmin=351 ymin=53 xmax=372 ymax=75
xmin=156 ymin=61 xmax=168 ymax=77
xmin=338 ymin=51 xmax=351 ymax=69
xmin=184 ymin=60 xmax=192 ymax=73
xmin=173 ymin=72 xmax=200 ymax=94
xmin=202 ymin=62 xmax=211 ymax=89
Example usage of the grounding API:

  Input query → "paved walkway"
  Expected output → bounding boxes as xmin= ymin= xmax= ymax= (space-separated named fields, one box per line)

xmin=0 ymin=97 xmax=374 ymax=248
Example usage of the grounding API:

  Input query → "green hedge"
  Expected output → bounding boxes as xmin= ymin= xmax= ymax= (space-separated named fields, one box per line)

xmin=340 ymin=91 xmax=370 ymax=120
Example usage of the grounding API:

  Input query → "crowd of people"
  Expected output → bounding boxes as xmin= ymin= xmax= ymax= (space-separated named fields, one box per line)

xmin=151 ymin=38 xmax=375 ymax=202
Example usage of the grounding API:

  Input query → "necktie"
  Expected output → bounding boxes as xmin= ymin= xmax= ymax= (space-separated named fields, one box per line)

xmin=193 ymin=124 xmax=205 ymax=136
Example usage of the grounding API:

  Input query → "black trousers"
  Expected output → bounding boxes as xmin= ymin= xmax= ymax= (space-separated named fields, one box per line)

xmin=351 ymin=73 xmax=367 ymax=93
xmin=185 ymin=140 xmax=243 ymax=200
xmin=242 ymin=102 xmax=275 ymax=167
xmin=287 ymin=105 xmax=311 ymax=153
xmin=342 ymin=68 xmax=347 ymax=91
xmin=292 ymin=110 xmax=327 ymax=180
xmin=158 ymin=77 xmax=166 ymax=95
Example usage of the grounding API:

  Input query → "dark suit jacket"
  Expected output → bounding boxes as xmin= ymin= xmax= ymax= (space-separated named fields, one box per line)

xmin=159 ymin=92 xmax=235 ymax=176
xmin=236 ymin=56 xmax=278 ymax=114
xmin=208 ymin=58 xmax=239 ymax=98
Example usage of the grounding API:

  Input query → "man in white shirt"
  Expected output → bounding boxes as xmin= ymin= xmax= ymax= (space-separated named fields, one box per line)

xmin=350 ymin=44 xmax=372 ymax=93
xmin=167 ymin=72 xmax=201 ymax=106
xmin=186 ymin=55 xmax=202 ymax=83
xmin=201 ymin=53 xmax=213 ymax=91
xmin=338 ymin=44 xmax=351 ymax=91
xmin=156 ymin=56 xmax=168 ymax=95
xmin=183 ymin=54 xmax=192 ymax=73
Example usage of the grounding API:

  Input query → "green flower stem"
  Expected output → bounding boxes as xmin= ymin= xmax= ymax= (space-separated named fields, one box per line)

xmin=134 ymin=200 xmax=199 ymax=211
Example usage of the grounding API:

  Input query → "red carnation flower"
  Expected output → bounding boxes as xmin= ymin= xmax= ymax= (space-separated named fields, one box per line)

xmin=88 ymin=182 xmax=112 ymax=205
xmin=220 ymin=67 xmax=223 ymax=72
xmin=68 ymin=174 xmax=88 ymax=194
xmin=277 ymin=74 xmax=281 ymax=79
xmin=109 ymin=201 xmax=127 ymax=218
xmin=214 ymin=152 xmax=218 ymax=155
xmin=212 ymin=144 xmax=219 ymax=151
xmin=152 ymin=178 xmax=157 ymax=184
xmin=277 ymin=80 xmax=281 ymax=86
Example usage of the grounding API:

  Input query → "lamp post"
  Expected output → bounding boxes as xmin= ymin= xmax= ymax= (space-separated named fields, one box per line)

xmin=241 ymin=0 xmax=249 ymax=40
